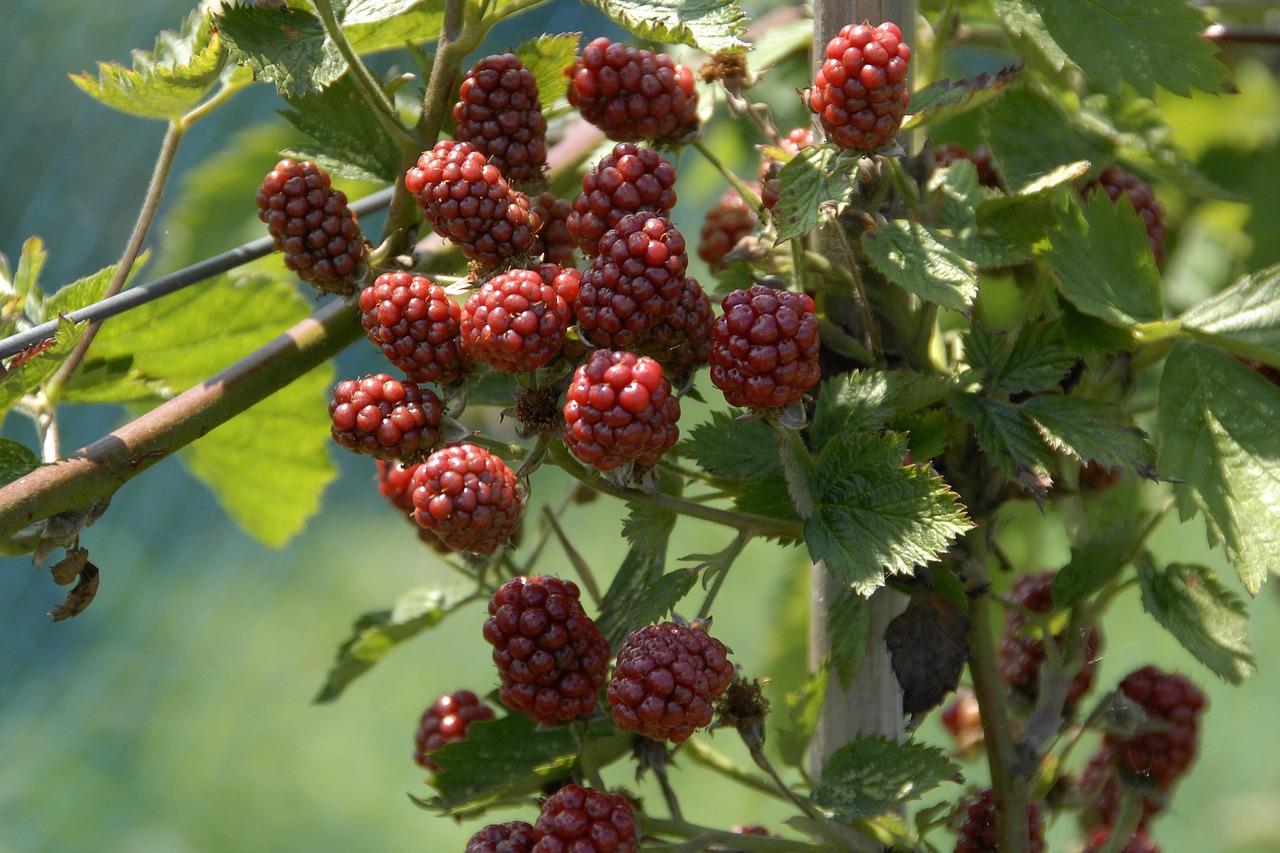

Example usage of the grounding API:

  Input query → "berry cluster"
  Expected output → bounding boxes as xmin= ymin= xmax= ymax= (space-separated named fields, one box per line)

xmin=255 ymin=159 xmax=364 ymax=293
xmin=708 ymin=284 xmax=822 ymax=409
xmin=465 ymin=821 xmax=538 ymax=853
xmin=413 ymin=689 xmax=495 ymax=771
xmin=563 ymin=349 xmax=681 ymax=472
xmin=329 ymin=374 xmax=442 ymax=461
xmin=1105 ymin=665 xmax=1206 ymax=788
xmin=808 ymin=22 xmax=911 ymax=151
xmin=954 ymin=788 xmax=1046 ymax=853
xmin=933 ymin=142 xmax=1003 ymax=189
xmin=465 ymin=785 xmax=637 ymax=853
xmin=997 ymin=571 xmax=1102 ymax=708
xmin=359 ymin=272 xmax=469 ymax=386
xmin=411 ymin=443 xmax=524 ymax=555
xmin=567 ymin=142 xmax=679 ymax=251
xmin=698 ymin=188 xmax=759 ymax=268
xmin=453 ymin=53 xmax=547 ymax=184
xmin=566 ymin=37 xmax=698 ymax=142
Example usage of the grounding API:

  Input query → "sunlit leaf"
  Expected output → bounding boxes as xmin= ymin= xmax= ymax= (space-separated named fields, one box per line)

xmin=581 ymin=0 xmax=748 ymax=53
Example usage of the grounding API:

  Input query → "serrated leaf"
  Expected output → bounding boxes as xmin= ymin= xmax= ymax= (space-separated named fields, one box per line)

xmin=974 ymin=160 xmax=1091 ymax=246
xmin=344 ymin=2 xmax=446 ymax=53
xmin=885 ymin=590 xmax=970 ymax=716
xmin=1179 ymin=263 xmax=1280 ymax=359
xmin=984 ymin=86 xmax=1109 ymax=193
xmin=963 ymin=321 xmax=1074 ymax=396
xmin=805 ymin=432 xmax=973 ymax=595
xmin=314 ymin=585 xmax=477 ymax=702
xmin=1137 ymin=557 xmax=1256 ymax=684
xmin=950 ymin=391 xmax=1054 ymax=478
xmin=581 ymin=0 xmax=747 ymax=54
xmin=773 ymin=146 xmax=858 ymax=243
xmin=1044 ymin=192 xmax=1163 ymax=327
xmin=218 ymin=5 xmax=345 ymax=97
xmin=902 ymin=65 xmax=1022 ymax=130
xmin=777 ymin=669 xmax=827 ymax=769
xmin=1022 ymin=395 xmax=1156 ymax=475
xmin=69 ymin=15 xmax=226 ymax=119
xmin=514 ymin=33 xmax=580 ymax=112
xmin=863 ymin=221 xmax=977 ymax=313
xmin=811 ymin=369 xmax=951 ymax=450
xmin=989 ymin=0 xmax=1069 ymax=69
xmin=1026 ymin=0 xmax=1228 ymax=98
xmin=1157 ymin=343 xmax=1280 ymax=593
xmin=686 ymin=411 xmax=780 ymax=479
xmin=1053 ymin=520 xmax=1150 ymax=608
xmin=827 ymin=588 xmax=869 ymax=690
xmin=597 ymin=503 xmax=676 ymax=649
xmin=281 ymin=73 xmax=400 ymax=183
xmin=0 ymin=439 xmax=39 ymax=486
xmin=44 ymin=259 xmax=125 ymax=319
xmin=811 ymin=735 xmax=959 ymax=821
xmin=0 ymin=318 xmax=86 ymax=419
xmin=633 ymin=569 xmax=700 ymax=626
xmin=733 ymin=474 xmax=803 ymax=537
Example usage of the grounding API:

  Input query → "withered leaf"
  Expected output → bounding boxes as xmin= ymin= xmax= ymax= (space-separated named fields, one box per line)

xmin=885 ymin=589 xmax=971 ymax=717
xmin=49 ymin=561 xmax=100 ymax=621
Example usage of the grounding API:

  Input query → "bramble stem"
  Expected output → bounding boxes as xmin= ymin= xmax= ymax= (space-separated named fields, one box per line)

xmin=692 ymin=138 xmax=765 ymax=215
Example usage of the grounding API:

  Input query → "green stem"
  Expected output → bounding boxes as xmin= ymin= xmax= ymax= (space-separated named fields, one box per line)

xmin=640 ymin=816 xmax=833 ymax=852
xmin=696 ymin=530 xmax=750 ymax=619
xmin=693 ymin=138 xmax=765 ymax=215
xmin=416 ymin=0 xmax=471 ymax=143
xmin=571 ymin=721 xmax=608 ymax=790
xmin=679 ymin=739 xmax=796 ymax=803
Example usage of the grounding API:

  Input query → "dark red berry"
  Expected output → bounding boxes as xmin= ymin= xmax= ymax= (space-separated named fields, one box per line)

xmin=954 ymin=788 xmax=1045 ymax=853
xmin=1078 ymin=460 xmax=1123 ymax=492
xmin=607 ymin=620 xmax=734 ymax=743
xmin=698 ymin=188 xmax=759 ymax=267
xmin=633 ymin=276 xmax=712 ymax=377
xmin=413 ymin=689 xmax=495 ymax=771
xmin=453 ymin=53 xmax=547 ymax=183
xmin=376 ymin=460 xmax=452 ymax=551
xmin=1104 ymin=665 xmax=1206 ymax=789
xmin=760 ymin=128 xmax=815 ymax=211
xmin=359 ymin=272 xmax=469 ymax=385
xmin=411 ymin=443 xmax=523 ymax=555
xmin=404 ymin=140 xmax=541 ymax=270
xmin=566 ymin=37 xmax=698 ymax=143
xmin=1083 ymin=826 xmax=1161 ymax=853
xmin=329 ymin=374 xmax=442 ymax=461
xmin=997 ymin=571 xmax=1102 ymax=707
xmin=532 ymin=784 xmax=638 ymax=853
xmin=567 ymin=143 xmax=679 ymax=252
xmin=461 ymin=268 xmax=570 ymax=373
xmin=933 ymin=142 xmax=1003 ymax=189
xmin=940 ymin=686 xmax=984 ymax=758
xmin=532 ymin=193 xmax=578 ymax=267
xmin=708 ymin=285 xmax=821 ymax=409
xmin=731 ymin=825 xmax=775 ymax=837
xmin=482 ymin=576 xmax=611 ymax=725
xmin=1085 ymin=165 xmax=1167 ymax=266
xmin=466 ymin=821 xmax=538 ymax=853
xmin=807 ymin=22 xmax=911 ymax=151
xmin=1078 ymin=744 xmax=1165 ymax=829
xmin=255 ymin=159 xmax=364 ymax=294
xmin=563 ymin=349 xmax=681 ymax=472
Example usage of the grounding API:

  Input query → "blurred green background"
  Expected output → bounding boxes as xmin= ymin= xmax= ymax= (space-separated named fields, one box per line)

xmin=4 ymin=1 xmax=1280 ymax=851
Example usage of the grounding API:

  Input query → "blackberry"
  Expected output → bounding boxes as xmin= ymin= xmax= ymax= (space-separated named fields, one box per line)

xmin=606 ymin=620 xmax=734 ymax=743
xmin=404 ymin=140 xmax=541 ymax=270
xmin=807 ymin=22 xmax=911 ymax=151
xmin=482 ymin=576 xmax=611 ymax=725
xmin=954 ymin=788 xmax=1045 ymax=853
xmin=1085 ymin=165 xmax=1167 ymax=266
xmin=1083 ymin=827 xmax=1161 ymax=853
xmin=461 ymin=269 xmax=571 ymax=373
xmin=633 ymin=276 xmax=712 ymax=377
xmin=255 ymin=159 xmax=364 ymax=294
xmin=411 ymin=443 xmax=523 ymax=555
xmin=535 ymin=262 xmax=587 ymax=359
xmin=466 ymin=821 xmax=538 ymax=853
xmin=575 ymin=213 xmax=688 ymax=349
xmin=532 ymin=193 xmax=578 ymax=267
xmin=329 ymin=374 xmax=442 ymax=461
xmin=566 ymin=37 xmax=698 ymax=143
xmin=532 ymin=784 xmax=638 ymax=853
xmin=1079 ymin=745 xmax=1164 ymax=829
xmin=563 ymin=349 xmax=682 ymax=472
xmin=1105 ymin=665 xmax=1206 ymax=788
xmin=933 ymin=142 xmax=1003 ymax=189
xmin=359 ymin=272 xmax=469 ymax=386
xmin=760 ymin=127 xmax=815 ymax=211
xmin=698 ymin=188 xmax=759 ymax=267
xmin=413 ymin=689 xmax=495 ymax=771
xmin=453 ymin=53 xmax=547 ymax=183
xmin=376 ymin=460 xmax=452 ymax=551
xmin=997 ymin=571 xmax=1102 ymax=707
xmin=708 ymin=284 xmax=821 ymax=409
xmin=567 ymin=143 xmax=678 ymax=251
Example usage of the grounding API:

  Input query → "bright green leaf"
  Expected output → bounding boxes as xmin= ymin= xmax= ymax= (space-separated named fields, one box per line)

xmin=0 ymin=439 xmax=40 ymax=487
xmin=777 ymin=669 xmax=827 ymax=769
xmin=828 ymin=588 xmax=870 ymax=690
xmin=1053 ymin=520 xmax=1150 ymax=608
xmin=984 ymin=86 xmax=1109 ymax=193
xmin=45 ymin=262 xmax=121 ymax=319
xmin=0 ymin=318 xmax=86 ymax=419
xmin=1137 ymin=557 xmax=1256 ymax=683
xmin=773 ymin=146 xmax=858 ymax=243
xmin=686 ymin=411 xmax=780 ymax=480
xmin=812 ymin=735 xmax=959 ymax=820
xmin=597 ymin=503 xmax=676 ymax=649
xmin=218 ymin=5 xmax=345 ymax=97
xmin=1179 ymin=263 xmax=1280 ymax=361
xmin=633 ymin=569 xmax=700 ymax=626
xmin=581 ymin=0 xmax=748 ymax=53
xmin=863 ymin=220 xmax=977 ymax=313
xmin=974 ymin=160 xmax=1090 ymax=247
xmin=281 ymin=73 xmax=400 ymax=183
xmin=345 ymin=3 xmax=446 ymax=54
xmin=950 ymin=391 xmax=1054 ymax=478
xmin=811 ymin=369 xmax=951 ymax=450
xmin=962 ymin=321 xmax=1075 ymax=396
xmin=902 ymin=65 xmax=1022 ymax=130
xmin=1022 ymin=395 xmax=1157 ymax=475
xmin=515 ymin=33 xmax=580 ymax=113
xmin=988 ymin=0 xmax=1068 ymax=69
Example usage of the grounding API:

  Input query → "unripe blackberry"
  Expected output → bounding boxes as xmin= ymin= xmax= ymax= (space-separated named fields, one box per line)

xmin=563 ymin=349 xmax=681 ymax=472
xmin=535 ymin=263 xmax=587 ymax=359
xmin=329 ymin=374 xmax=442 ymax=461
xmin=413 ymin=689 xmax=495 ymax=771
xmin=376 ymin=459 xmax=452 ymax=551
xmin=575 ymin=213 xmax=688 ymax=349
xmin=1078 ymin=745 xmax=1165 ymax=829
xmin=453 ymin=53 xmax=547 ymax=183
xmin=807 ymin=22 xmax=911 ymax=151
xmin=933 ymin=142 xmax=1003 ymax=189
xmin=633 ymin=276 xmax=712 ymax=377
xmin=461 ymin=269 xmax=570 ymax=373
xmin=954 ymin=788 xmax=1045 ymax=853
xmin=760 ymin=127 xmax=815 ymax=211
xmin=567 ymin=143 xmax=678 ymax=251
xmin=532 ymin=193 xmax=578 ymax=267
xmin=566 ymin=37 xmax=698 ymax=143
xmin=255 ymin=159 xmax=364 ymax=293
xmin=359 ymin=272 xmax=469 ymax=385
xmin=1083 ymin=827 xmax=1161 ymax=853
xmin=411 ymin=443 xmax=523 ymax=555
xmin=607 ymin=620 xmax=734 ymax=743
xmin=708 ymin=285 xmax=821 ymax=409
xmin=698 ymin=188 xmax=759 ymax=267
xmin=940 ymin=686 xmax=984 ymax=758
xmin=997 ymin=571 xmax=1102 ymax=707
xmin=466 ymin=821 xmax=538 ymax=853
xmin=404 ymin=140 xmax=541 ymax=270
xmin=1085 ymin=165 xmax=1167 ymax=266
xmin=1104 ymin=665 xmax=1206 ymax=788
xmin=482 ymin=576 xmax=611 ymax=725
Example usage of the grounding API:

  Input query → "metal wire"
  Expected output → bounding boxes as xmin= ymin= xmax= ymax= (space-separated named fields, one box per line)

xmin=0 ymin=185 xmax=395 ymax=361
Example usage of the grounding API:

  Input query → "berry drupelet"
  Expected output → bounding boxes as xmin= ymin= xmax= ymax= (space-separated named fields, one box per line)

xmin=532 ymin=784 xmax=638 ymax=853
xmin=1105 ymin=665 xmax=1206 ymax=789
xmin=808 ymin=22 xmax=911 ymax=152
xmin=567 ymin=142 xmax=679 ymax=252
xmin=954 ymin=788 xmax=1045 ymax=853
xmin=466 ymin=821 xmax=538 ymax=853
xmin=255 ymin=159 xmax=364 ymax=294
xmin=997 ymin=570 xmax=1102 ymax=708
xmin=698 ymin=188 xmax=759 ymax=267
xmin=461 ymin=268 xmax=571 ymax=373
xmin=453 ymin=53 xmax=547 ymax=183
xmin=413 ymin=689 xmax=495 ymax=771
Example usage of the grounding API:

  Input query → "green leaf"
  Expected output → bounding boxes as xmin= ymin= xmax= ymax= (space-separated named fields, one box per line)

xmin=747 ymin=16 xmax=812 ymax=74
xmin=685 ymin=411 xmax=780 ymax=479
xmin=974 ymin=160 xmax=1091 ymax=247
xmin=777 ymin=669 xmax=827 ymax=769
xmin=988 ymin=0 xmax=1069 ymax=69
xmin=902 ymin=65 xmax=1022 ymax=130
xmin=733 ymin=474 xmax=803 ymax=537
xmin=515 ymin=33 xmax=580 ymax=113
xmin=1044 ymin=192 xmax=1163 ymax=327
xmin=1157 ymin=343 xmax=1280 ymax=593
xmin=1022 ymin=395 xmax=1156 ymax=475
xmin=950 ymin=391 xmax=1054 ymax=478
xmin=0 ymin=439 xmax=40 ymax=486
xmin=633 ymin=569 xmax=700 ymax=626
xmin=983 ymin=86 xmax=1109 ymax=193
xmin=862 ymin=221 xmax=977 ymax=314
xmin=805 ymin=432 xmax=973 ymax=595
xmin=811 ymin=369 xmax=951 ymax=450
xmin=962 ymin=321 xmax=1075 ymax=396
xmin=0 ymin=317 xmax=86 ymax=419
xmin=69 ymin=13 xmax=226 ymax=119
xmin=597 ymin=503 xmax=676 ymax=649
xmin=811 ymin=735 xmax=959 ymax=821
xmin=1137 ymin=557 xmax=1256 ymax=684
xmin=827 ymin=588 xmax=869 ymax=690
xmin=281 ymin=73 xmax=400 ymax=183
xmin=1025 ymin=0 xmax=1228 ymax=98
xmin=314 ymin=585 xmax=478 ymax=702
xmin=345 ymin=2 xmax=446 ymax=54
xmin=218 ymin=5 xmax=345 ymax=98
xmin=1179 ymin=263 xmax=1280 ymax=360
xmin=773 ymin=146 xmax=858 ymax=243
xmin=1053 ymin=520 xmax=1150 ymax=608
xmin=581 ymin=0 xmax=748 ymax=54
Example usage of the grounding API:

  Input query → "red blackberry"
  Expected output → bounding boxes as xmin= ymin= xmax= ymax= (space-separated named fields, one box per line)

xmin=807 ymin=22 xmax=911 ymax=152
xmin=376 ymin=459 xmax=452 ymax=551
xmin=453 ymin=53 xmax=547 ymax=183
xmin=404 ymin=140 xmax=541 ymax=270
xmin=940 ymin=686 xmax=984 ymax=758
xmin=954 ymin=788 xmax=1045 ymax=853
xmin=567 ymin=143 xmax=678 ymax=252
xmin=1078 ymin=745 xmax=1165 ymax=829
xmin=532 ymin=784 xmax=638 ymax=853
xmin=1078 ymin=460 xmax=1123 ymax=492
xmin=997 ymin=571 xmax=1102 ymax=707
xmin=411 ymin=443 xmax=523 ymax=555
xmin=563 ymin=349 xmax=681 ymax=472
xmin=606 ymin=620 xmax=734 ymax=743
xmin=255 ymin=159 xmax=364 ymax=294
xmin=933 ymin=142 xmax=1003 ymax=189
xmin=698 ymin=188 xmax=759 ymax=267
xmin=359 ymin=272 xmax=469 ymax=386
xmin=633 ymin=276 xmax=712 ymax=377
xmin=466 ymin=821 xmax=538 ymax=853
xmin=532 ymin=193 xmax=578 ymax=267
xmin=731 ymin=825 xmax=775 ymax=837
xmin=461 ymin=269 xmax=570 ymax=373
xmin=1083 ymin=827 xmax=1161 ymax=853
xmin=575 ymin=213 xmax=688 ymax=349
xmin=482 ymin=576 xmax=611 ymax=725
xmin=1104 ymin=665 xmax=1206 ymax=788
xmin=413 ymin=689 xmax=495 ymax=771
xmin=535 ymin=263 xmax=587 ymax=359
xmin=760 ymin=127 xmax=815 ymax=211
xmin=329 ymin=374 xmax=442 ymax=461
xmin=566 ymin=37 xmax=698 ymax=143
xmin=1085 ymin=165 xmax=1167 ymax=266
xmin=708 ymin=285 xmax=821 ymax=409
